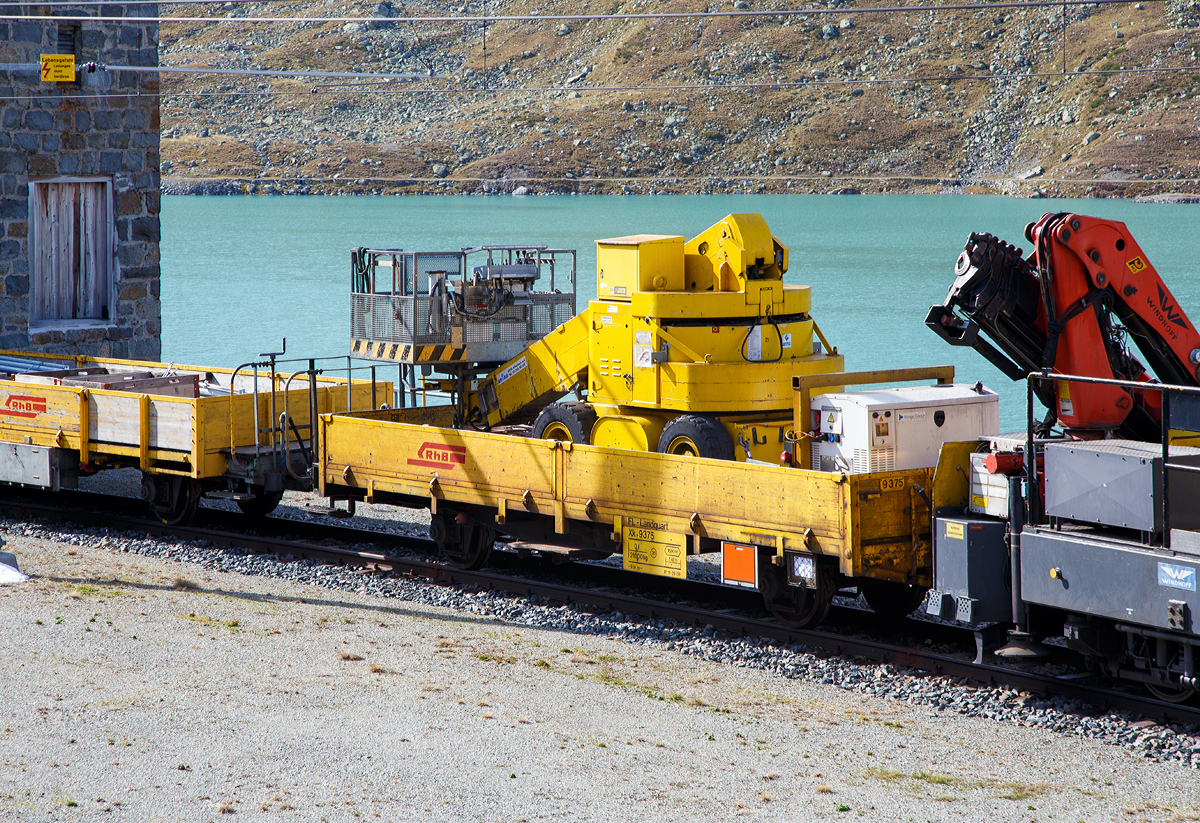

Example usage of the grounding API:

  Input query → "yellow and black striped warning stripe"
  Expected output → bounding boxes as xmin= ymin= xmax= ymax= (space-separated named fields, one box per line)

xmin=351 ymin=339 xmax=468 ymax=364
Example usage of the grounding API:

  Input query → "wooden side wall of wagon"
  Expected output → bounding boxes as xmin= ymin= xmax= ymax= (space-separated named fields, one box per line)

xmin=318 ymin=407 xmax=974 ymax=627
xmin=0 ymin=351 xmax=388 ymax=524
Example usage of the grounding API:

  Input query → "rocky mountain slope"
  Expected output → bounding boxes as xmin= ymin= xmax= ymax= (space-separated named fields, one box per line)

xmin=159 ymin=0 xmax=1200 ymax=196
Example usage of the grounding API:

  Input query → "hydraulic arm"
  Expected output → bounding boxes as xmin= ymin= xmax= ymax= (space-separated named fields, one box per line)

xmin=927 ymin=213 xmax=1200 ymax=438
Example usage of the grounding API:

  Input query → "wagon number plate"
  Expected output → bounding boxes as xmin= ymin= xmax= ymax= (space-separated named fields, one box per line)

xmin=879 ymin=477 xmax=906 ymax=492
xmin=623 ymin=521 xmax=686 ymax=579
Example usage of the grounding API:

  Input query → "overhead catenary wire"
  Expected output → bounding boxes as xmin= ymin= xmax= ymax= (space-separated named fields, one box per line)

xmin=1 ymin=58 xmax=1196 ymax=103
xmin=5 ymin=0 xmax=1190 ymax=101
xmin=0 ymin=0 xmax=1169 ymax=25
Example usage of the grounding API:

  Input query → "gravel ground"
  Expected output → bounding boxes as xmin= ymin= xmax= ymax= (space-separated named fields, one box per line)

xmin=5 ymin=497 xmax=1200 ymax=820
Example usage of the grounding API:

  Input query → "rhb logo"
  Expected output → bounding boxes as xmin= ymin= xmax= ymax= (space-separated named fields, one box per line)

xmin=0 ymin=394 xmax=47 ymax=419
xmin=407 ymin=441 xmax=467 ymax=470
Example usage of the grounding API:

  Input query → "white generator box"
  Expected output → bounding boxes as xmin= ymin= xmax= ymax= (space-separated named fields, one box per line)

xmin=809 ymin=384 xmax=999 ymax=474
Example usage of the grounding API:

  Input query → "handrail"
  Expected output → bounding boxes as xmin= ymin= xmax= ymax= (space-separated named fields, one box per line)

xmin=228 ymin=362 xmax=261 ymax=468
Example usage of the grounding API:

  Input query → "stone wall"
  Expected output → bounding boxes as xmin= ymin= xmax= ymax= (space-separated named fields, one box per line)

xmin=0 ymin=8 xmax=160 ymax=361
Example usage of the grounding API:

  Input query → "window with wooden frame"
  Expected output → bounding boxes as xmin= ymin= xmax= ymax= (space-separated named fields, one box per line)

xmin=30 ymin=179 xmax=117 ymax=326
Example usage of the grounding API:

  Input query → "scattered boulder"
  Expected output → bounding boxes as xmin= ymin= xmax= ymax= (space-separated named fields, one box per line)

xmin=512 ymin=185 xmax=529 ymax=196
xmin=821 ymin=23 xmax=838 ymax=39
xmin=369 ymin=1 xmax=394 ymax=29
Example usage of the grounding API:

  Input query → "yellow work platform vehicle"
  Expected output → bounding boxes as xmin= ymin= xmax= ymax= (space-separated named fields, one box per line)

xmin=459 ymin=213 xmax=847 ymax=462
xmin=323 ymin=214 xmax=1000 ymax=626
xmin=0 ymin=349 xmax=385 ymax=523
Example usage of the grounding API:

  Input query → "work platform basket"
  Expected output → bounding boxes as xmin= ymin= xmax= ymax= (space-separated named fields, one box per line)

xmin=350 ymin=245 xmax=577 ymax=368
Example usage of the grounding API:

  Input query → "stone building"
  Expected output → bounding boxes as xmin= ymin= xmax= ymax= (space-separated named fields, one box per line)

xmin=0 ymin=6 xmax=160 ymax=360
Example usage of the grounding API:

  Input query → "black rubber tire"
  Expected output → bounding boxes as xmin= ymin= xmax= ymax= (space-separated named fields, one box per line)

xmin=237 ymin=488 xmax=284 ymax=518
xmin=657 ymin=414 xmax=735 ymax=460
xmin=532 ymin=401 xmax=598 ymax=444
xmin=859 ymin=579 xmax=928 ymax=620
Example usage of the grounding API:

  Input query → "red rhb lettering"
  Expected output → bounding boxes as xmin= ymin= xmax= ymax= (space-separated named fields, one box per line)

xmin=0 ymin=394 xmax=47 ymax=418
xmin=407 ymin=441 xmax=467 ymax=470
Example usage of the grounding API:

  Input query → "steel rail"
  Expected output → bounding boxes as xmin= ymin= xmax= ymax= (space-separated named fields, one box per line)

xmin=4 ymin=490 xmax=1199 ymax=726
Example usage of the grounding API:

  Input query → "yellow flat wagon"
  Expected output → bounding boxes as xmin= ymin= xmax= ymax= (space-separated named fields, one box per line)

xmin=318 ymin=369 xmax=974 ymax=626
xmin=0 ymin=351 xmax=387 ymax=522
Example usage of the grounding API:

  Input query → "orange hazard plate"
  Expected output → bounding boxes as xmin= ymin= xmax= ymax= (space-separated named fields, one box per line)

xmin=721 ymin=541 xmax=758 ymax=589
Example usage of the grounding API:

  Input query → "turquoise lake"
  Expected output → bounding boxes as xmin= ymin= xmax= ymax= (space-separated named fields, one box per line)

xmin=161 ymin=194 xmax=1200 ymax=432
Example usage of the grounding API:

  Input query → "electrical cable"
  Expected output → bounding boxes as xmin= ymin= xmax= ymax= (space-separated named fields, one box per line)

xmin=0 ymin=0 xmax=1170 ymax=24
xmin=739 ymin=308 xmax=784 ymax=364
xmin=94 ymin=61 xmax=442 ymax=80
xmin=8 ymin=59 xmax=1196 ymax=103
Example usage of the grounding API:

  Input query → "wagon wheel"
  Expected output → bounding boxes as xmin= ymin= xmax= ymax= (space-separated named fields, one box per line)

xmin=237 ymin=488 xmax=285 ymax=518
xmin=445 ymin=523 xmax=496 ymax=571
xmin=157 ymin=478 xmax=202 ymax=526
xmin=1147 ymin=682 xmax=1197 ymax=704
xmin=858 ymin=579 xmax=929 ymax=621
xmin=761 ymin=563 xmax=836 ymax=628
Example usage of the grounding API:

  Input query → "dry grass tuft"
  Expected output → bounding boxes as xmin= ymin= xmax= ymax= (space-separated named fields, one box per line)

xmin=369 ymin=663 xmax=387 ymax=673
xmin=339 ymin=651 xmax=364 ymax=661
xmin=218 ymin=801 xmax=235 ymax=814
xmin=173 ymin=576 xmax=199 ymax=591
xmin=815 ymin=784 xmax=834 ymax=794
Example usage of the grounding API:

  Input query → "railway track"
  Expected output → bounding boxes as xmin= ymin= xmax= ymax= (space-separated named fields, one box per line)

xmin=6 ymin=488 xmax=1200 ymax=727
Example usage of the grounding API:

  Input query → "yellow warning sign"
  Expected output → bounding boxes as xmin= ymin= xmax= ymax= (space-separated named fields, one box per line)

xmin=622 ymin=521 xmax=686 ymax=579
xmin=40 ymin=54 xmax=75 ymax=82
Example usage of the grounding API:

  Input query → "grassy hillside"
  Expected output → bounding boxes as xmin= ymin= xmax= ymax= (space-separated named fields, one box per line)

xmin=159 ymin=0 xmax=1200 ymax=197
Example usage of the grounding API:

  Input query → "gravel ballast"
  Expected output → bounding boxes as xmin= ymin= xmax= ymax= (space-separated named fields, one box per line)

xmin=5 ymin=509 xmax=1200 ymax=820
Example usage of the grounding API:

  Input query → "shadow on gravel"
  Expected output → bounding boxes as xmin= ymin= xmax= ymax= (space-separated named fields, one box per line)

xmin=38 ymin=573 xmax=508 ymax=629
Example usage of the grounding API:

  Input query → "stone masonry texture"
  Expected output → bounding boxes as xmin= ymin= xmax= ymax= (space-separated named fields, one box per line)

xmin=0 ymin=7 xmax=160 ymax=360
